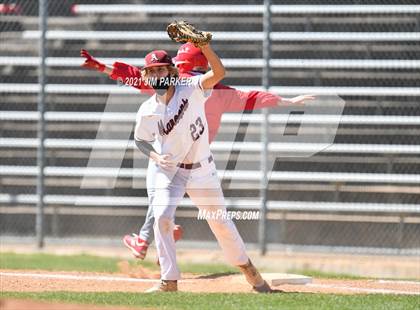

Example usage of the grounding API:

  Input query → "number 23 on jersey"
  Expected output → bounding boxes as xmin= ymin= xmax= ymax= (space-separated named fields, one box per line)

xmin=190 ymin=117 xmax=205 ymax=141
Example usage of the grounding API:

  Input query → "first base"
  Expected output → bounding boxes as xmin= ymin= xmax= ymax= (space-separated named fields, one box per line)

xmin=260 ymin=273 xmax=312 ymax=286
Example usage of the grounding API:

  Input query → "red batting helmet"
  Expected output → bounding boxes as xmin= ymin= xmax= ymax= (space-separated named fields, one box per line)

xmin=172 ymin=43 xmax=209 ymax=73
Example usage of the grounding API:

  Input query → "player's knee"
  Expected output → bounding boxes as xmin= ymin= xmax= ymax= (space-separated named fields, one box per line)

xmin=154 ymin=214 xmax=173 ymax=235
xmin=208 ymin=219 xmax=235 ymax=238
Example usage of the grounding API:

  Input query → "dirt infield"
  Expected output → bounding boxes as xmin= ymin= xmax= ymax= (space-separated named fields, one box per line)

xmin=0 ymin=299 xmax=138 ymax=310
xmin=1 ymin=265 xmax=419 ymax=295
xmin=2 ymin=244 xmax=418 ymax=280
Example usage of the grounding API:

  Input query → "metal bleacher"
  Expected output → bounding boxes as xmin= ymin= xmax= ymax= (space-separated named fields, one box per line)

xmin=1 ymin=3 xmax=419 ymax=249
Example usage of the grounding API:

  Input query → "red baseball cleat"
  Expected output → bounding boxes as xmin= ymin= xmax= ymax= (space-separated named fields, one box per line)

xmin=173 ymin=224 xmax=183 ymax=241
xmin=123 ymin=234 xmax=149 ymax=260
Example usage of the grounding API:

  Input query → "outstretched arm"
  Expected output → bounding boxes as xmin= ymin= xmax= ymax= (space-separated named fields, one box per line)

xmin=218 ymin=86 xmax=280 ymax=112
xmin=80 ymin=49 xmax=153 ymax=93
xmin=215 ymin=84 xmax=315 ymax=112
xmin=219 ymin=85 xmax=315 ymax=112
xmin=279 ymin=94 xmax=315 ymax=105
xmin=80 ymin=49 xmax=113 ymax=74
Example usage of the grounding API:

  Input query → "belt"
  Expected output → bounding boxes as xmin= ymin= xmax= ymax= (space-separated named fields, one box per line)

xmin=177 ymin=156 xmax=213 ymax=170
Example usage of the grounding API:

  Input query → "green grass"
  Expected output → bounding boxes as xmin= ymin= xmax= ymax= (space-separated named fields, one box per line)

xmin=286 ymin=269 xmax=368 ymax=280
xmin=1 ymin=291 xmax=418 ymax=310
xmin=0 ymin=252 xmax=239 ymax=275
xmin=2 ymin=252 xmax=418 ymax=309
xmin=0 ymin=252 xmax=121 ymax=273
xmin=2 ymin=252 xmax=418 ymax=282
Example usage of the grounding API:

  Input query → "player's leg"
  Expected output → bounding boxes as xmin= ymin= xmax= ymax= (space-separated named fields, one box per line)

xmin=124 ymin=161 xmax=184 ymax=260
xmin=187 ymin=172 xmax=248 ymax=266
xmin=139 ymin=160 xmax=158 ymax=242
xmin=123 ymin=161 xmax=157 ymax=259
xmin=140 ymin=185 xmax=184 ymax=244
xmin=122 ymin=191 xmax=155 ymax=259
xmin=138 ymin=195 xmax=155 ymax=242
xmin=145 ymin=170 xmax=186 ymax=292
xmin=186 ymin=163 xmax=271 ymax=292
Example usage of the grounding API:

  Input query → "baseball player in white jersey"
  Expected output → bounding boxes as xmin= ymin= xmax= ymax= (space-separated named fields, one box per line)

xmin=134 ymin=45 xmax=271 ymax=293
xmin=81 ymin=46 xmax=313 ymax=263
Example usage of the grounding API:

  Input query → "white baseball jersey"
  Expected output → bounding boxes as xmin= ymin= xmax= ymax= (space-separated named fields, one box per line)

xmin=134 ymin=75 xmax=249 ymax=281
xmin=134 ymin=75 xmax=212 ymax=165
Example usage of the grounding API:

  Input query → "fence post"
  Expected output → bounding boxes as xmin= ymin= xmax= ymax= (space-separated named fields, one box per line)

xmin=258 ymin=0 xmax=272 ymax=256
xmin=36 ymin=0 xmax=48 ymax=249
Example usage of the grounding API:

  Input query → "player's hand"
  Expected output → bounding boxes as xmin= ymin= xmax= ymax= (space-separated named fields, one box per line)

xmin=153 ymin=153 xmax=176 ymax=169
xmin=80 ymin=49 xmax=105 ymax=72
xmin=280 ymin=94 xmax=315 ymax=106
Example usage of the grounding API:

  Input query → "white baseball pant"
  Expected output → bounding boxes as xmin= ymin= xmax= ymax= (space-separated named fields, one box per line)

xmin=150 ymin=159 xmax=249 ymax=280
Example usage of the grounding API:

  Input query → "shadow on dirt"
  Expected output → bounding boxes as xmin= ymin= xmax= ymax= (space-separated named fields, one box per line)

xmin=196 ymin=272 xmax=239 ymax=279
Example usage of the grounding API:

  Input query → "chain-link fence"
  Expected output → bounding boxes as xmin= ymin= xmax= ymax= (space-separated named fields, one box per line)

xmin=1 ymin=0 xmax=419 ymax=255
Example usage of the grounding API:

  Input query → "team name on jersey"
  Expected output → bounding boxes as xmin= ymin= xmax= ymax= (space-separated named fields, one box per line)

xmin=158 ymin=98 xmax=189 ymax=136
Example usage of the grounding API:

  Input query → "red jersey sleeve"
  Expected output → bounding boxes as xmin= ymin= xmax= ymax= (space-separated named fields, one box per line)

xmin=205 ymin=84 xmax=281 ymax=143
xmin=109 ymin=61 xmax=154 ymax=95
xmin=215 ymin=84 xmax=280 ymax=112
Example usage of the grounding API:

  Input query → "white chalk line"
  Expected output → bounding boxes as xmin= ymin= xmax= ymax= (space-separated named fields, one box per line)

xmin=376 ymin=279 xmax=420 ymax=286
xmin=0 ymin=272 xmax=162 ymax=283
xmin=307 ymin=283 xmax=420 ymax=295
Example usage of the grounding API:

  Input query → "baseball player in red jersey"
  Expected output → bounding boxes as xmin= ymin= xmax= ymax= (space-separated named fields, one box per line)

xmin=81 ymin=46 xmax=313 ymax=260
